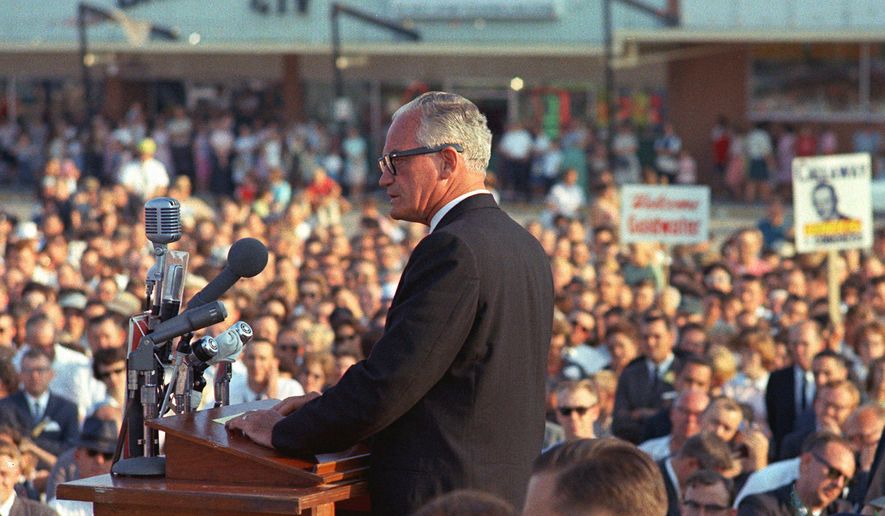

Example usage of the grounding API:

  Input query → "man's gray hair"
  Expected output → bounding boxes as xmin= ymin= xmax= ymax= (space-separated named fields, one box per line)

xmin=393 ymin=91 xmax=492 ymax=175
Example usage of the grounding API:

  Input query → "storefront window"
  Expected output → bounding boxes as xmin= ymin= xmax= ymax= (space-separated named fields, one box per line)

xmin=750 ymin=44 xmax=862 ymax=119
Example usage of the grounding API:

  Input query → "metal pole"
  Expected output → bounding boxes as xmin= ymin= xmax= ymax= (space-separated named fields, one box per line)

xmin=330 ymin=4 xmax=346 ymax=149
xmin=77 ymin=4 xmax=97 ymax=177
xmin=603 ymin=0 xmax=615 ymax=174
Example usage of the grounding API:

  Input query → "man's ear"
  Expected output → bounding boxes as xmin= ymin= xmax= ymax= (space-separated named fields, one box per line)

xmin=438 ymin=146 xmax=459 ymax=179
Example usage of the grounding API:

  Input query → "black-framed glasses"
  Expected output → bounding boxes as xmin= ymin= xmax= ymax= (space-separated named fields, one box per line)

xmin=811 ymin=451 xmax=851 ymax=483
xmin=378 ymin=143 xmax=463 ymax=176
xmin=681 ymin=500 xmax=730 ymax=513
xmin=557 ymin=404 xmax=596 ymax=417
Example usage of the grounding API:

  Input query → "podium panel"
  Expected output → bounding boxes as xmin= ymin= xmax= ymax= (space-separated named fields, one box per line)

xmin=58 ymin=400 xmax=370 ymax=515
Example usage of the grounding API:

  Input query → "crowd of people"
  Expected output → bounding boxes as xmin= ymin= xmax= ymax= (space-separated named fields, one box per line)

xmin=1 ymin=98 xmax=885 ymax=515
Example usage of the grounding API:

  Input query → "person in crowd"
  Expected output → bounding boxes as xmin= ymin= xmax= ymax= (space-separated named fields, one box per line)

xmin=117 ymin=137 xmax=169 ymax=201
xmin=779 ymin=379 xmax=860 ymax=460
xmin=738 ymin=432 xmax=855 ymax=515
xmin=681 ymin=469 xmax=736 ymax=516
xmin=553 ymin=380 xmax=600 ymax=442
xmin=660 ymin=432 xmax=735 ymax=516
xmin=524 ymin=438 xmax=667 ymax=516
xmin=613 ymin=310 xmax=682 ymax=443
xmin=229 ymin=339 xmax=305 ymax=403
xmin=0 ymin=442 xmax=56 ymax=516
xmin=767 ymin=320 xmax=825 ymax=458
xmin=640 ymin=390 xmax=711 ymax=461
xmin=90 ymin=347 xmax=127 ymax=411
xmin=46 ymin=409 xmax=120 ymax=515
xmin=14 ymin=314 xmax=104 ymax=420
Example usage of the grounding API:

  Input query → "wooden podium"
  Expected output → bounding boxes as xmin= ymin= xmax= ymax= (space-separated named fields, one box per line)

xmin=57 ymin=400 xmax=370 ymax=515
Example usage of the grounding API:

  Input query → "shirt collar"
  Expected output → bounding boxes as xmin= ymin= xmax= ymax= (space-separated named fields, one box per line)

xmin=0 ymin=490 xmax=15 ymax=516
xmin=429 ymin=190 xmax=489 ymax=232
xmin=647 ymin=353 xmax=675 ymax=376
xmin=24 ymin=391 xmax=49 ymax=410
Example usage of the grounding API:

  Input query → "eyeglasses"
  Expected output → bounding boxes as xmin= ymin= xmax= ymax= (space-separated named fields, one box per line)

xmin=378 ymin=143 xmax=463 ymax=177
xmin=21 ymin=367 xmax=51 ymax=375
xmin=301 ymin=291 xmax=320 ymax=299
xmin=97 ymin=367 xmax=126 ymax=380
xmin=811 ymin=451 xmax=851 ymax=483
xmin=86 ymin=449 xmax=115 ymax=461
xmin=336 ymin=333 xmax=359 ymax=342
xmin=557 ymin=404 xmax=596 ymax=417
xmin=681 ymin=500 xmax=730 ymax=513
xmin=277 ymin=344 xmax=301 ymax=353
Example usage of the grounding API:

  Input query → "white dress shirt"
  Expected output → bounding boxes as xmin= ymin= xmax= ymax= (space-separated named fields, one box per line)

xmin=429 ymin=190 xmax=490 ymax=233
xmin=0 ymin=491 xmax=15 ymax=516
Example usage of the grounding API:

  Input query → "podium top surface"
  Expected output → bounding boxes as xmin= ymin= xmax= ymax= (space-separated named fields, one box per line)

xmin=146 ymin=399 xmax=368 ymax=484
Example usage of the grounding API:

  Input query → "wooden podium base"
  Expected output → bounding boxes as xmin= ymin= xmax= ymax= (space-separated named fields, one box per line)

xmin=58 ymin=400 xmax=371 ymax=515
xmin=58 ymin=474 xmax=369 ymax=515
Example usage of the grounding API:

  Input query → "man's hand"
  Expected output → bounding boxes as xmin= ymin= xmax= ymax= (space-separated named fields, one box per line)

xmin=273 ymin=392 xmax=322 ymax=416
xmin=225 ymin=409 xmax=283 ymax=448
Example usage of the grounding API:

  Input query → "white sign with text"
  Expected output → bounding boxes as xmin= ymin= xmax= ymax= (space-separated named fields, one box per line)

xmin=792 ymin=153 xmax=872 ymax=253
xmin=620 ymin=185 xmax=710 ymax=245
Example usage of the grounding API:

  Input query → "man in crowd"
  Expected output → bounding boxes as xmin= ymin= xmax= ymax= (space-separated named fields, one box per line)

xmin=0 ymin=442 xmax=56 ymax=516
xmin=228 ymin=338 xmax=304 ymax=403
xmin=779 ymin=379 xmax=860 ymax=460
xmin=0 ymin=349 xmax=79 ymax=466
xmin=524 ymin=438 xmax=667 ymax=515
xmin=660 ymin=432 xmax=734 ymax=516
xmin=767 ymin=320 xmax=824 ymax=457
xmin=229 ymin=91 xmax=554 ymax=514
xmin=613 ymin=310 xmax=682 ymax=443
xmin=640 ymin=390 xmax=710 ymax=461
xmin=681 ymin=470 xmax=736 ymax=516
xmin=738 ymin=432 xmax=855 ymax=515
xmin=553 ymin=380 xmax=600 ymax=442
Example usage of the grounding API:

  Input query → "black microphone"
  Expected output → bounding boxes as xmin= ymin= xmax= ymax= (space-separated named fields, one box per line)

xmin=144 ymin=197 xmax=182 ymax=245
xmin=187 ymin=238 xmax=268 ymax=309
xmin=140 ymin=301 xmax=227 ymax=347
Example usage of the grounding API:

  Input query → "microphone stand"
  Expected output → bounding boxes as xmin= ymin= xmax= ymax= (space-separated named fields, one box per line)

xmin=214 ymin=362 xmax=232 ymax=408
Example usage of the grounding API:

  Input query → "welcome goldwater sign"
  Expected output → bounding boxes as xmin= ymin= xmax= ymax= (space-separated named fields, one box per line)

xmin=792 ymin=153 xmax=872 ymax=253
xmin=620 ymin=185 xmax=710 ymax=245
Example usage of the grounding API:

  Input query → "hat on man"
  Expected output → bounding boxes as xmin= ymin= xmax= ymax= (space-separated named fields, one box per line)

xmin=77 ymin=415 xmax=118 ymax=455
xmin=59 ymin=290 xmax=88 ymax=312
xmin=105 ymin=292 xmax=142 ymax=317
xmin=13 ymin=221 xmax=39 ymax=241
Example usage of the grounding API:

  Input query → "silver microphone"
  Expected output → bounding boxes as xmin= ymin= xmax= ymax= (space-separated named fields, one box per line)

xmin=187 ymin=322 xmax=253 ymax=367
xmin=144 ymin=197 xmax=182 ymax=245
xmin=211 ymin=321 xmax=253 ymax=364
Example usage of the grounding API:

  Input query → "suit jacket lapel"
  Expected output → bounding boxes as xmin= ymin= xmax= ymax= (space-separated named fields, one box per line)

xmin=434 ymin=193 xmax=497 ymax=232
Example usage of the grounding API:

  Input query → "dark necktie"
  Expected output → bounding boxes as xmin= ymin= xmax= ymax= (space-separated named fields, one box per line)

xmin=800 ymin=373 xmax=808 ymax=411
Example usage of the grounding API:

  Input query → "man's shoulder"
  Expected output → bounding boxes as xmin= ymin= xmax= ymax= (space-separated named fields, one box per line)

xmin=11 ymin=495 xmax=59 ymax=516
xmin=739 ymin=482 xmax=793 ymax=510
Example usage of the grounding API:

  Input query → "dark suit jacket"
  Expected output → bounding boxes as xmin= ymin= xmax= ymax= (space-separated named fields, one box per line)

xmin=657 ymin=459 xmax=680 ymax=516
xmin=0 ymin=391 xmax=79 ymax=458
xmin=272 ymin=194 xmax=554 ymax=515
xmin=612 ymin=356 xmax=680 ymax=444
xmin=737 ymin=482 xmax=794 ymax=516
xmin=766 ymin=367 xmax=798 ymax=458
xmin=779 ymin=410 xmax=815 ymax=460
xmin=9 ymin=495 xmax=58 ymax=516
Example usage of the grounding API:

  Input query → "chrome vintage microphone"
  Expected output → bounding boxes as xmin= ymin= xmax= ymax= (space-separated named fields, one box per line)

xmin=144 ymin=197 xmax=184 ymax=325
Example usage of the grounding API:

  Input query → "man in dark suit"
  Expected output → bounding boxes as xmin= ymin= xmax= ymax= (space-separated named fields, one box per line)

xmin=738 ymin=432 xmax=855 ymax=515
xmin=766 ymin=320 xmax=824 ymax=458
xmin=0 ymin=349 xmax=79 ymax=465
xmin=0 ymin=442 xmax=57 ymax=516
xmin=779 ymin=379 xmax=859 ymax=460
xmin=229 ymin=92 xmax=554 ymax=515
xmin=658 ymin=432 xmax=734 ymax=516
xmin=613 ymin=310 xmax=683 ymax=443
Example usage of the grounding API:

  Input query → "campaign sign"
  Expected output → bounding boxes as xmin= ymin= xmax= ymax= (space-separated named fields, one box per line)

xmin=792 ymin=153 xmax=872 ymax=253
xmin=620 ymin=184 xmax=710 ymax=245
